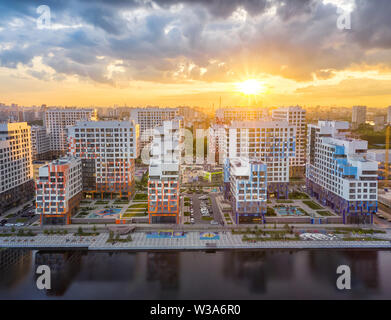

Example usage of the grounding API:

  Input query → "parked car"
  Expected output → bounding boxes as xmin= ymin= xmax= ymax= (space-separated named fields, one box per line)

xmin=210 ymin=220 xmax=219 ymax=225
xmin=0 ymin=219 xmax=7 ymax=226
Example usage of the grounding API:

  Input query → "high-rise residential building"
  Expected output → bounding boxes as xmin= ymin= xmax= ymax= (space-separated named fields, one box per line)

xmin=387 ymin=106 xmax=391 ymax=124
xmin=224 ymin=157 xmax=267 ymax=224
xmin=215 ymin=107 xmax=268 ymax=124
xmin=373 ymin=115 xmax=385 ymax=131
xmin=272 ymin=106 xmax=306 ymax=177
xmin=31 ymin=125 xmax=51 ymax=160
xmin=208 ymin=124 xmax=229 ymax=165
xmin=306 ymin=121 xmax=378 ymax=224
xmin=45 ymin=108 xmax=96 ymax=156
xmin=148 ymin=118 xmax=183 ymax=224
xmin=68 ymin=120 xmax=139 ymax=200
xmin=129 ymin=107 xmax=178 ymax=149
xmin=212 ymin=120 xmax=295 ymax=198
xmin=35 ymin=156 xmax=82 ymax=225
xmin=352 ymin=106 xmax=367 ymax=129
xmin=0 ymin=122 xmax=34 ymax=214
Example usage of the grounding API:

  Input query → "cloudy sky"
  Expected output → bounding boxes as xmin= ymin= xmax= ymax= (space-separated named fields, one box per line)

xmin=0 ymin=0 xmax=390 ymax=108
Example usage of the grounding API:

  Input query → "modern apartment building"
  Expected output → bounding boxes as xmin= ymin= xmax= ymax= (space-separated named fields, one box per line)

xmin=212 ymin=120 xmax=295 ymax=198
xmin=31 ymin=125 xmax=51 ymax=160
xmin=45 ymin=108 xmax=96 ymax=156
xmin=272 ymin=106 xmax=306 ymax=177
xmin=215 ymin=107 xmax=268 ymax=124
xmin=352 ymin=106 xmax=367 ymax=129
xmin=224 ymin=157 xmax=267 ymax=224
xmin=306 ymin=121 xmax=378 ymax=224
xmin=35 ymin=156 xmax=82 ymax=225
xmin=148 ymin=118 xmax=183 ymax=224
xmin=0 ymin=122 xmax=34 ymax=214
xmin=68 ymin=120 xmax=139 ymax=200
xmin=129 ymin=107 xmax=178 ymax=149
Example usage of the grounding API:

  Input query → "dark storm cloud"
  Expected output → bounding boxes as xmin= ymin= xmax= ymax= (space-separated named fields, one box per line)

xmin=0 ymin=0 xmax=390 ymax=84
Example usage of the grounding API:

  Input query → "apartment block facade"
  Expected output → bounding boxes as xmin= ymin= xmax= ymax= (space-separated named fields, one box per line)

xmin=224 ymin=157 xmax=267 ymax=224
xmin=31 ymin=125 xmax=51 ymax=160
xmin=45 ymin=108 xmax=96 ymax=156
xmin=212 ymin=120 xmax=295 ymax=198
xmin=35 ymin=156 xmax=82 ymax=225
xmin=130 ymin=107 xmax=178 ymax=149
xmin=68 ymin=120 xmax=139 ymax=200
xmin=148 ymin=118 xmax=183 ymax=224
xmin=272 ymin=106 xmax=306 ymax=177
xmin=0 ymin=122 xmax=34 ymax=214
xmin=306 ymin=121 xmax=378 ymax=224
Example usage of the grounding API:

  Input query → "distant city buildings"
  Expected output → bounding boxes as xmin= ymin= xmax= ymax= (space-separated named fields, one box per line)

xmin=373 ymin=115 xmax=385 ymax=131
xmin=387 ymin=106 xmax=391 ymax=124
xmin=224 ymin=157 xmax=267 ymax=224
xmin=35 ymin=156 xmax=82 ymax=225
xmin=306 ymin=121 xmax=378 ymax=224
xmin=0 ymin=122 xmax=34 ymax=214
xmin=45 ymin=108 xmax=96 ymax=157
xmin=216 ymin=107 xmax=268 ymax=124
xmin=352 ymin=106 xmax=367 ymax=129
xmin=148 ymin=118 xmax=183 ymax=224
xmin=67 ymin=120 xmax=139 ymax=200
xmin=272 ymin=106 xmax=306 ymax=177
xmin=31 ymin=125 xmax=51 ymax=160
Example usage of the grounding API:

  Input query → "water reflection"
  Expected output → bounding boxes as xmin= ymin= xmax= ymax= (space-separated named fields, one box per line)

xmin=0 ymin=249 xmax=386 ymax=299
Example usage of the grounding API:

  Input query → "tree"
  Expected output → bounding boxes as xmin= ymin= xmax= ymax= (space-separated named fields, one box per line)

xmin=78 ymin=226 xmax=83 ymax=235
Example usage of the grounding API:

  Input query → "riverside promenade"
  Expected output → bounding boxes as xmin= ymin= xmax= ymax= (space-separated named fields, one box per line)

xmin=1 ymin=231 xmax=391 ymax=251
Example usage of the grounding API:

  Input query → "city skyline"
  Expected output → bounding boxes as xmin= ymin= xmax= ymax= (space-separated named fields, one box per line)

xmin=1 ymin=0 xmax=391 ymax=108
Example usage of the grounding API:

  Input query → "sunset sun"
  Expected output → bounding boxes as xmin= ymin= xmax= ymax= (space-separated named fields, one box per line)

xmin=235 ymin=79 xmax=267 ymax=95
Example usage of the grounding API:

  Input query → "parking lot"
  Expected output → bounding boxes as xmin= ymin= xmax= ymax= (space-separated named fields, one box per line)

xmin=185 ymin=193 xmax=223 ymax=226
xmin=0 ymin=202 xmax=38 ymax=228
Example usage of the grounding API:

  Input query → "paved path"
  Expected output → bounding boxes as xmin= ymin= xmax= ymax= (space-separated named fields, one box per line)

xmin=1 ymin=231 xmax=391 ymax=250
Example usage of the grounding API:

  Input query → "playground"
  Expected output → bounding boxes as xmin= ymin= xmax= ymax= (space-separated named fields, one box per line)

xmin=275 ymin=206 xmax=306 ymax=216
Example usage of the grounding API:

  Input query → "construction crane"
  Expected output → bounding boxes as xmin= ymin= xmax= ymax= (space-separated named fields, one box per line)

xmin=386 ymin=125 xmax=390 ymax=188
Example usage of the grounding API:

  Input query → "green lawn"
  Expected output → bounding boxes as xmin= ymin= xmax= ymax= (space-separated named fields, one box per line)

xmin=123 ymin=212 xmax=147 ymax=217
xmin=316 ymin=210 xmax=333 ymax=216
xmin=265 ymin=207 xmax=276 ymax=216
xmin=202 ymin=216 xmax=213 ymax=221
xmin=134 ymin=193 xmax=148 ymax=201
xmin=95 ymin=201 xmax=109 ymax=205
xmin=128 ymin=203 xmax=148 ymax=209
xmin=302 ymin=200 xmax=323 ymax=210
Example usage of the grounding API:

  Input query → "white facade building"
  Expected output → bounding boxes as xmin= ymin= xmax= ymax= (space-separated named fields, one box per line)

xmin=45 ymin=108 xmax=96 ymax=155
xmin=0 ymin=122 xmax=34 ymax=213
xmin=148 ymin=118 xmax=183 ymax=224
xmin=306 ymin=121 xmax=378 ymax=224
xmin=68 ymin=120 xmax=139 ymax=199
xmin=35 ymin=156 xmax=82 ymax=225
xmin=31 ymin=125 xmax=50 ymax=160
xmin=224 ymin=157 xmax=267 ymax=224
xmin=129 ymin=107 xmax=178 ymax=148
xmin=212 ymin=120 xmax=295 ymax=198
xmin=272 ymin=106 xmax=306 ymax=176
